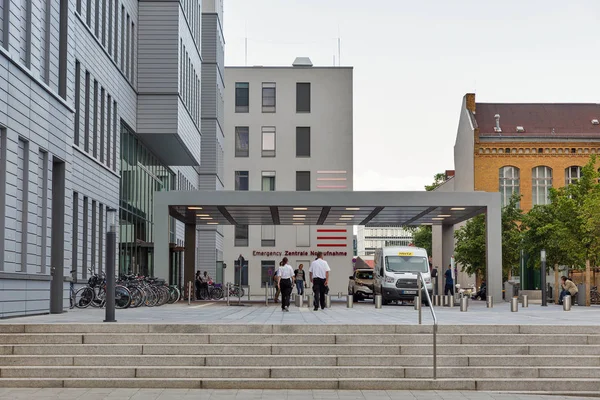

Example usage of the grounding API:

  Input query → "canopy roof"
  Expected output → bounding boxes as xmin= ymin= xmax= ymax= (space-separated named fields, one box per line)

xmin=162 ymin=191 xmax=498 ymax=227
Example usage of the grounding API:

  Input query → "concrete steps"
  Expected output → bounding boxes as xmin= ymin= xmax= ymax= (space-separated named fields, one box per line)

xmin=0 ymin=324 xmax=598 ymax=393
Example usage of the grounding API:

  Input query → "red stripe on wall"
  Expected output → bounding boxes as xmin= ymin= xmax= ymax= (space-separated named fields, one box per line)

xmin=317 ymin=229 xmax=347 ymax=233
xmin=317 ymin=236 xmax=347 ymax=240
xmin=317 ymin=244 xmax=348 ymax=247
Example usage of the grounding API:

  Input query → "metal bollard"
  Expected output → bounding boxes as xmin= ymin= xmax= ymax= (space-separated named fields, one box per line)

xmin=460 ymin=297 xmax=468 ymax=312
xmin=295 ymin=294 xmax=303 ymax=308
xmin=325 ymin=294 xmax=331 ymax=308
xmin=347 ymin=294 xmax=354 ymax=308
xmin=226 ymin=283 xmax=230 ymax=306
xmin=265 ymin=282 xmax=269 ymax=306
xmin=291 ymin=293 xmax=296 ymax=302
xmin=442 ymin=295 xmax=448 ymax=307
xmin=563 ymin=295 xmax=572 ymax=311
xmin=435 ymin=295 xmax=442 ymax=306
xmin=338 ymin=292 xmax=342 ymax=299
xmin=511 ymin=297 xmax=518 ymax=312
xmin=447 ymin=295 xmax=454 ymax=308
xmin=414 ymin=296 xmax=421 ymax=311
xmin=247 ymin=286 xmax=251 ymax=302
xmin=375 ymin=294 xmax=382 ymax=309
xmin=188 ymin=281 xmax=192 ymax=305
xmin=308 ymin=294 xmax=314 ymax=309
xmin=522 ymin=294 xmax=529 ymax=308
xmin=486 ymin=296 xmax=493 ymax=308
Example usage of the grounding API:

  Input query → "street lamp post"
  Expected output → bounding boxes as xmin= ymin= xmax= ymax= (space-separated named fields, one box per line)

xmin=541 ymin=249 xmax=547 ymax=307
xmin=237 ymin=255 xmax=245 ymax=305
xmin=104 ymin=208 xmax=117 ymax=322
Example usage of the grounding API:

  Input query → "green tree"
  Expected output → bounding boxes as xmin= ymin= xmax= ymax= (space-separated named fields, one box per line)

xmin=424 ymin=173 xmax=447 ymax=191
xmin=413 ymin=225 xmax=432 ymax=255
xmin=453 ymin=193 xmax=522 ymax=280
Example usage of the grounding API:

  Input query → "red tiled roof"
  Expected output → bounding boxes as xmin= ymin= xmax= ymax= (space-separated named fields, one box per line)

xmin=475 ymin=103 xmax=600 ymax=138
xmin=364 ymin=260 xmax=375 ymax=268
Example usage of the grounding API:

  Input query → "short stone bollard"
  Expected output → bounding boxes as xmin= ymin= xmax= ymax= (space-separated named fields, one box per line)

xmin=460 ymin=296 xmax=468 ymax=312
xmin=563 ymin=295 xmax=572 ymax=311
xmin=295 ymin=295 xmax=303 ymax=308
xmin=447 ymin=295 xmax=454 ymax=308
xmin=307 ymin=294 xmax=314 ymax=308
xmin=486 ymin=296 xmax=493 ymax=308
xmin=414 ymin=296 xmax=421 ymax=311
xmin=325 ymin=294 xmax=331 ymax=308
xmin=346 ymin=295 xmax=354 ymax=308
xmin=511 ymin=297 xmax=518 ymax=312
xmin=522 ymin=294 xmax=529 ymax=308
xmin=442 ymin=295 xmax=448 ymax=307
xmin=375 ymin=294 xmax=382 ymax=309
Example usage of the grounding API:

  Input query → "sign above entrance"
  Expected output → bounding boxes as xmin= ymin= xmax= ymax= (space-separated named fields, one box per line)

xmin=252 ymin=250 xmax=349 ymax=257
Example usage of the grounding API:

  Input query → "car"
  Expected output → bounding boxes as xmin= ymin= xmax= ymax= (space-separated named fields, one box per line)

xmin=348 ymin=269 xmax=374 ymax=302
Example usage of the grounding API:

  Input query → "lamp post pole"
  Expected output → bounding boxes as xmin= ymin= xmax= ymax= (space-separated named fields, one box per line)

xmin=541 ymin=249 xmax=547 ymax=307
xmin=104 ymin=208 xmax=118 ymax=322
xmin=238 ymin=255 xmax=245 ymax=304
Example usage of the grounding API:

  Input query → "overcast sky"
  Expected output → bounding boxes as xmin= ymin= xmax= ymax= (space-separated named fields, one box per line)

xmin=223 ymin=0 xmax=600 ymax=191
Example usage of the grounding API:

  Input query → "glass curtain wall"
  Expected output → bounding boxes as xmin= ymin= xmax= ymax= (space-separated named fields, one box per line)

xmin=119 ymin=123 xmax=176 ymax=278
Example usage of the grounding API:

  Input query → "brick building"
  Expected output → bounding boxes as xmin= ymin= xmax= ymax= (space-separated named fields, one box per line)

xmin=432 ymin=93 xmax=600 ymax=290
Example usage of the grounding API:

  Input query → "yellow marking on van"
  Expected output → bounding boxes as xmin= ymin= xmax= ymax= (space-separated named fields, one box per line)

xmin=398 ymin=252 xmax=414 ymax=256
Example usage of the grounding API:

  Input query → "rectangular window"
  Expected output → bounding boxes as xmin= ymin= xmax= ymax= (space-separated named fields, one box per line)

xmin=113 ymin=1 xmax=119 ymax=61
xmin=125 ymin=14 xmax=130 ymax=78
xmin=101 ymin=0 xmax=107 ymax=45
xmin=37 ymin=150 xmax=49 ymax=274
xmin=84 ymin=71 xmax=90 ymax=151
xmin=234 ymin=225 xmax=249 ymax=247
xmin=130 ymin=22 xmax=135 ymax=82
xmin=95 ymin=0 xmax=100 ymax=36
xmin=234 ymin=258 xmax=248 ymax=286
xmin=235 ymin=171 xmax=249 ymax=191
xmin=261 ymin=126 xmax=275 ymax=157
xmin=262 ymin=82 xmax=276 ymax=112
xmin=106 ymin=95 xmax=112 ymax=167
xmin=100 ymin=87 xmax=105 ymax=163
xmin=296 ymin=82 xmax=311 ymax=113
xmin=91 ymin=200 xmax=97 ymax=273
xmin=112 ymin=101 xmax=117 ymax=171
xmin=296 ymin=127 xmax=311 ymax=157
xmin=120 ymin=6 xmax=125 ymax=70
xmin=72 ymin=192 xmax=79 ymax=279
xmin=296 ymin=171 xmax=311 ymax=191
xmin=261 ymin=171 xmax=275 ymax=191
xmin=261 ymin=260 xmax=276 ymax=287
xmin=235 ymin=82 xmax=249 ymax=113
xmin=76 ymin=0 xmax=82 ymax=14
xmin=74 ymin=61 xmax=81 ymax=146
xmin=82 ymin=196 xmax=88 ymax=279
xmin=261 ymin=226 xmax=275 ymax=247
xmin=296 ymin=225 xmax=310 ymax=247
xmin=16 ymin=138 xmax=29 ymax=272
xmin=86 ymin=0 xmax=92 ymax=26
xmin=107 ymin=0 xmax=113 ymax=55
xmin=235 ymin=127 xmax=249 ymax=157
xmin=92 ymin=79 xmax=98 ymax=157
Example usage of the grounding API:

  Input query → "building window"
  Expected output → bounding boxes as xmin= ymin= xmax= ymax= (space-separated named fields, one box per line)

xmin=499 ymin=166 xmax=520 ymax=207
xmin=296 ymin=127 xmax=311 ymax=157
xmin=261 ymin=126 xmax=276 ymax=157
xmin=261 ymin=225 xmax=275 ymax=247
xmin=261 ymin=171 xmax=275 ymax=191
xmin=565 ymin=166 xmax=582 ymax=186
xmin=235 ymin=225 xmax=249 ymax=246
xmin=235 ymin=171 xmax=249 ymax=191
xmin=296 ymin=82 xmax=311 ymax=113
xmin=235 ymin=127 xmax=249 ymax=157
xmin=261 ymin=260 xmax=276 ymax=287
xmin=532 ymin=166 xmax=552 ymax=205
xmin=296 ymin=171 xmax=311 ymax=191
xmin=262 ymin=82 xmax=276 ymax=112
xmin=235 ymin=82 xmax=249 ymax=112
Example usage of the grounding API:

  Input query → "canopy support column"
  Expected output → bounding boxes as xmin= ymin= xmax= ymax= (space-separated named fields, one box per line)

xmin=486 ymin=200 xmax=503 ymax=302
xmin=154 ymin=200 xmax=170 ymax=280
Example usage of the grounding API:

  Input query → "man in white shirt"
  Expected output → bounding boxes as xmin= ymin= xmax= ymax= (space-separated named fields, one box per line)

xmin=309 ymin=252 xmax=331 ymax=310
xmin=277 ymin=257 xmax=295 ymax=312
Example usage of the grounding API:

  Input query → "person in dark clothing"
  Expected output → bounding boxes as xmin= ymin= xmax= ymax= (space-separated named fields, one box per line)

xmin=309 ymin=252 xmax=331 ymax=310
xmin=278 ymin=257 xmax=295 ymax=311
xmin=294 ymin=264 xmax=306 ymax=295
xmin=444 ymin=265 xmax=454 ymax=296
xmin=472 ymin=280 xmax=487 ymax=300
xmin=195 ymin=271 xmax=202 ymax=300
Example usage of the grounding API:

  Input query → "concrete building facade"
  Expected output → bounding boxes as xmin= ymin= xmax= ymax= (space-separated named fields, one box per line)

xmin=0 ymin=0 xmax=216 ymax=317
xmin=222 ymin=59 xmax=354 ymax=295
xmin=356 ymin=226 xmax=413 ymax=257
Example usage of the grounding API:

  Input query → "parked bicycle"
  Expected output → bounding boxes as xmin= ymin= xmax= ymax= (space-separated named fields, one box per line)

xmin=72 ymin=269 xmax=131 ymax=309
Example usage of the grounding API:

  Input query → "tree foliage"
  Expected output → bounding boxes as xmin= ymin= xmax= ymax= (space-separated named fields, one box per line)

xmin=413 ymin=225 xmax=432 ymax=256
xmin=424 ymin=173 xmax=447 ymax=191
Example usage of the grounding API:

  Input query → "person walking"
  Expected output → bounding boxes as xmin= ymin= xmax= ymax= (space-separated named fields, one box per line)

xmin=195 ymin=271 xmax=202 ymax=300
xmin=278 ymin=257 xmax=295 ymax=312
xmin=294 ymin=264 xmax=306 ymax=296
xmin=273 ymin=262 xmax=281 ymax=303
xmin=309 ymin=252 xmax=330 ymax=311
xmin=444 ymin=264 xmax=454 ymax=296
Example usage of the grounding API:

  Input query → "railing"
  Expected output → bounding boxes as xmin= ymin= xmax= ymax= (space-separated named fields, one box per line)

xmin=417 ymin=272 xmax=438 ymax=379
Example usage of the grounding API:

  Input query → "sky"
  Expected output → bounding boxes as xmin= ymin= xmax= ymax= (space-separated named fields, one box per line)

xmin=223 ymin=0 xmax=600 ymax=191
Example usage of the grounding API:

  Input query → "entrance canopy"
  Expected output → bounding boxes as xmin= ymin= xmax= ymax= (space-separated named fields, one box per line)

xmin=153 ymin=190 xmax=503 ymax=301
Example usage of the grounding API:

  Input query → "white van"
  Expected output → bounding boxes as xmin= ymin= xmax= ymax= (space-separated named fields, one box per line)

xmin=373 ymin=246 xmax=432 ymax=305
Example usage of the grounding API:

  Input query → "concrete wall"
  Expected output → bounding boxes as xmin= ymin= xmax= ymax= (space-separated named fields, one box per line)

xmin=222 ymin=65 xmax=354 ymax=295
xmin=454 ymin=94 xmax=475 ymax=192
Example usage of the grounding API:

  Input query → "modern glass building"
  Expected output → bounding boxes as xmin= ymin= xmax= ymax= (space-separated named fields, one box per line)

xmin=119 ymin=124 xmax=179 ymax=282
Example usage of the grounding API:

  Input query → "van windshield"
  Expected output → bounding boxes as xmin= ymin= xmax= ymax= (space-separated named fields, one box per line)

xmin=385 ymin=256 xmax=429 ymax=273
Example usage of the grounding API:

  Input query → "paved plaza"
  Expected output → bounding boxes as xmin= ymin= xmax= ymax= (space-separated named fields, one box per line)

xmin=0 ymin=388 xmax=595 ymax=400
xmin=1 ymin=299 xmax=599 ymax=325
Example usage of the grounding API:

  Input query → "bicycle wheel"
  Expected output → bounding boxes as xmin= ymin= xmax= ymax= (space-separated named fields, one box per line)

xmin=155 ymin=286 xmax=170 ymax=306
xmin=115 ymin=285 xmax=132 ymax=309
xmin=74 ymin=287 xmax=94 ymax=309
xmin=232 ymin=287 xmax=242 ymax=298
xmin=128 ymin=286 xmax=144 ymax=308
xmin=211 ymin=287 xmax=223 ymax=300
xmin=70 ymin=289 xmax=75 ymax=309
xmin=168 ymin=286 xmax=181 ymax=304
